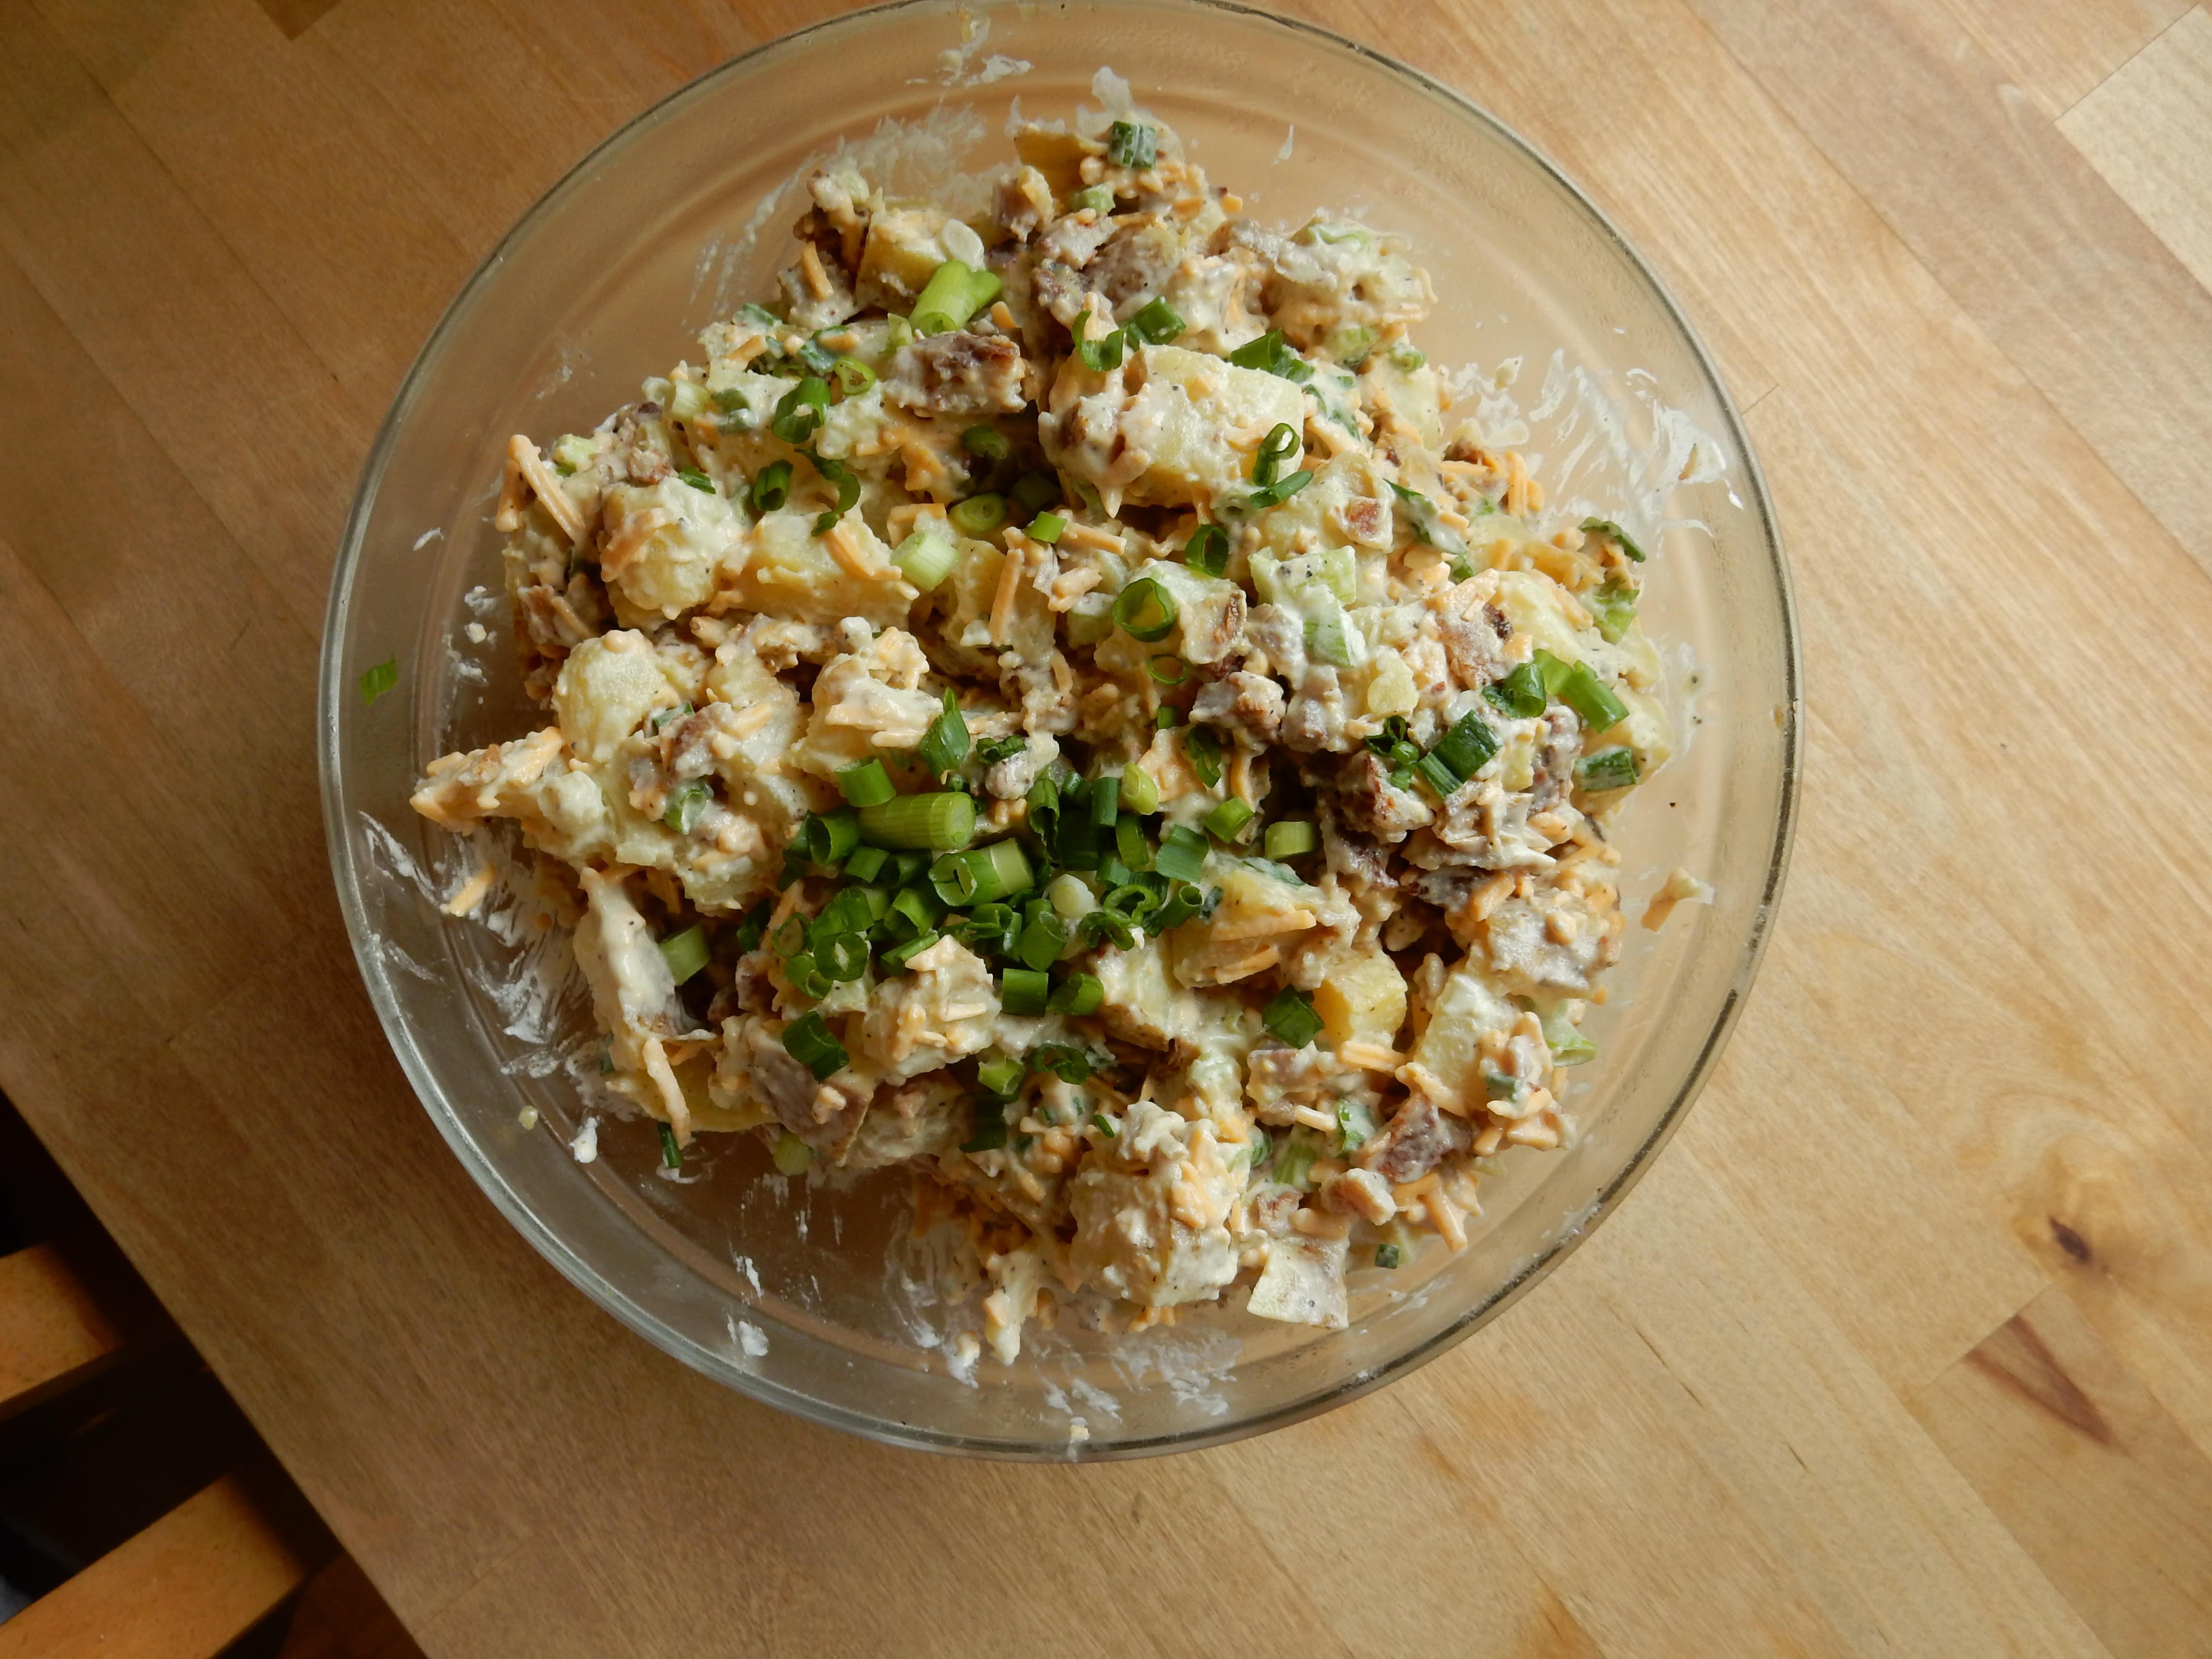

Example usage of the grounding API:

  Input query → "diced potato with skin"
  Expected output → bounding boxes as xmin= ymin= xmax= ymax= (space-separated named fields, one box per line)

xmin=1403 ymin=962 xmax=1523 ymax=1114
xmin=789 ymin=627 xmax=939 ymax=783
xmin=1254 ymin=452 xmax=1393 ymax=562
xmin=856 ymin=205 xmax=951 ymax=309
xmin=599 ymin=476 xmax=745 ymax=626
xmin=1171 ymin=863 xmax=1325 ymax=988
xmin=858 ymin=936 xmax=1000 ymax=1083
xmin=1300 ymin=938 xmax=1407 ymax=1049
xmin=1491 ymin=570 xmax=1671 ymax=764
xmin=703 ymin=641 xmax=817 ymax=849
xmin=931 ymin=537 xmax=1055 ymax=672
xmin=724 ymin=509 xmax=917 ymax=631
xmin=1483 ymin=891 xmax=1604 ymax=997
xmin=1358 ymin=353 xmax=1443 ymax=449
xmin=1012 ymin=128 xmax=1092 ymax=198
xmin=1068 ymin=1101 xmax=1241 ymax=1307
xmin=1248 ymin=1234 xmax=1349 ymax=1328
xmin=1134 ymin=558 xmax=1246 ymax=667
xmin=552 ymin=632 xmax=687 ymax=764
xmin=1117 ymin=345 xmax=1306 ymax=507
xmin=1094 ymin=935 xmax=1214 ymax=1052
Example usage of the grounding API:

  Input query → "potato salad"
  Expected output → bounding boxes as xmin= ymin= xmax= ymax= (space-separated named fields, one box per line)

xmin=412 ymin=108 xmax=1671 ymax=1364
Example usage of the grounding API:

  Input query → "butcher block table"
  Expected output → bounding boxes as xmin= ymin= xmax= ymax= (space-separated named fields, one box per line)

xmin=5 ymin=0 xmax=2212 ymax=1651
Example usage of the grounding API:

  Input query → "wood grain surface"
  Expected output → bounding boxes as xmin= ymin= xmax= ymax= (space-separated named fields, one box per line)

xmin=2 ymin=0 xmax=2209 ymax=1653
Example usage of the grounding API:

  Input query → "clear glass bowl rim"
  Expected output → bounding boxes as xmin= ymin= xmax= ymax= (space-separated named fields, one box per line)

xmin=317 ymin=0 xmax=1803 ymax=1458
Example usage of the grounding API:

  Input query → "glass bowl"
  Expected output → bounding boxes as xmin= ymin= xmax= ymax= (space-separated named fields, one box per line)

xmin=319 ymin=0 xmax=1799 ymax=1458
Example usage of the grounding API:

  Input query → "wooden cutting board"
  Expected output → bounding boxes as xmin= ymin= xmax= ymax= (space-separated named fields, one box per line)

xmin=3 ymin=0 xmax=2210 ymax=1652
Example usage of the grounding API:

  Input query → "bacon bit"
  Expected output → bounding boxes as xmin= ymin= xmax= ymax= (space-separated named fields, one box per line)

xmin=825 ymin=518 xmax=894 ymax=581
xmin=641 ymin=1035 xmax=693 ymax=1145
xmin=506 ymin=434 xmax=588 ymax=546
xmin=1054 ymin=520 xmax=1125 ymax=553
xmin=442 ymin=861 xmax=497 ymax=917
xmin=1337 ymin=1040 xmax=1409 ymax=1072
xmin=1047 ymin=566 xmax=1102 ymax=610
xmin=988 ymin=541 xmax=1025 ymax=644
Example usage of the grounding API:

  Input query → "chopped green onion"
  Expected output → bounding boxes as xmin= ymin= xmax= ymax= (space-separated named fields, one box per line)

xmin=1580 ymin=517 xmax=1647 ymax=562
xmin=1556 ymin=662 xmax=1628 ymax=733
xmin=782 ymin=1010 xmax=848 ymax=1079
xmin=1252 ymin=422 xmax=1299 ymax=489
xmin=1148 ymin=654 xmax=1188 ymax=685
xmin=858 ymin=790 xmax=976 ymax=850
xmin=819 ymin=933 xmax=870 ymax=982
xmin=358 ymin=656 xmax=398 ymax=707
xmin=1078 ymin=908 xmax=1135 ymax=951
xmin=1026 ymin=512 xmax=1067 ymax=544
xmin=1263 ymin=820 xmax=1317 ymax=859
xmin=1119 ymin=763 xmax=1160 ymax=816
xmin=1375 ymin=1243 xmax=1404 ymax=1269
xmin=1388 ymin=343 xmax=1426 ymax=371
xmin=796 ymin=337 xmax=836 ymax=375
xmin=892 ymin=526 xmax=958 ymax=591
xmin=750 ymin=459 xmax=792 ymax=513
xmin=1129 ymin=297 xmax=1185 ymax=344
xmin=1154 ymin=824 xmax=1209 ymax=883
xmin=1092 ymin=1112 xmax=1118 ymax=1137
xmin=1274 ymin=1128 xmax=1322 ymax=1190
xmin=1575 ymin=746 xmax=1641 ymax=792
xmin=783 ymin=951 xmax=832 ymax=1000
xmin=1247 ymin=469 xmax=1313 ymax=510
xmin=658 ymin=1122 xmax=683 ymax=1169
xmin=1484 ymin=661 xmax=1547 ymax=720
xmin=1183 ymin=724 xmax=1223 ymax=788
xmin=1000 ymin=967 xmax=1049 ymax=1016
xmin=1076 ymin=328 xmax=1127 ymax=372
xmin=835 ymin=757 xmax=896 ymax=808
xmin=1012 ymin=471 xmax=1060 ymax=512
xmin=962 ymin=1109 xmax=1010 ymax=1154
xmin=1227 ymin=328 xmax=1314 ymax=385
xmin=1152 ymin=880 xmax=1209 ymax=930
xmin=1246 ymin=1130 xmax=1272 ymax=1172
xmin=976 ymin=1052 xmax=1026 ymax=1100
xmin=1430 ymin=709 xmax=1500 ymax=780
xmin=962 ymin=838 xmax=1036 ymax=905
xmin=805 ymin=448 xmax=860 ymax=534
xmin=769 ymin=376 xmax=830 ymax=444
xmin=1335 ymin=1097 xmax=1378 ymax=1154
xmin=772 ymin=913 xmax=809 ymax=958
xmin=1204 ymin=797 xmax=1255 ymax=841
xmin=1049 ymin=973 xmax=1104 ymax=1016
xmin=821 ymin=885 xmax=888 ymax=936
xmin=1154 ymin=706 xmax=1178 ymax=729
xmin=676 ymin=466 xmax=715 ymax=493
xmin=949 ymin=494 xmax=1006 ymax=536
xmin=827 ymin=357 xmax=874 ymax=399
xmin=1112 ymin=576 xmax=1178 ymax=642
xmin=1097 ymin=853 xmax=1134 ymax=891
xmin=663 ymin=779 xmax=712 ymax=832
xmin=1262 ymin=987 xmax=1324 ymax=1048
xmin=1106 ymin=120 xmax=1158 ymax=168
xmin=771 ymin=1131 xmax=813 ymax=1175
xmin=731 ymin=898 xmax=772 ymax=955
xmin=1016 ymin=909 xmax=1068 ymax=971
xmin=1029 ymin=1042 xmax=1101 ymax=1082
xmin=885 ymin=885 xmax=941 ymax=942
xmin=1081 ymin=776 xmax=1115 ymax=830
xmin=649 ymin=701 xmax=694 ymax=733
xmin=1540 ymin=1008 xmax=1597 ymax=1066
xmin=910 ymin=259 xmax=1001 ymax=336
xmin=956 ymin=903 xmax=1020 ymax=958
xmin=961 ymin=424 xmax=1010 ymax=461
xmin=1069 ymin=184 xmax=1116 ymax=213
xmin=977 ymin=736 xmax=1028 ymax=766
xmin=880 ymin=929 xmax=941 ymax=971
xmin=1588 ymin=577 xmax=1638 ymax=644
xmin=1114 ymin=813 xmax=1149 ymax=870
xmin=800 ymin=808 xmax=861 ymax=866
xmin=920 ymin=689 xmax=972 ymax=779
xmin=658 ymin=924 xmax=709 ymax=985
xmin=1483 ymin=1069 xmax=1525 ymax=1103
xmin=1182 ymin=524 xmax=1228 ymax=578
xmin=843 ymin=844 xmax=889 ymax=884
xmin=1414 ymin=753 xmax=1463 ymax=798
